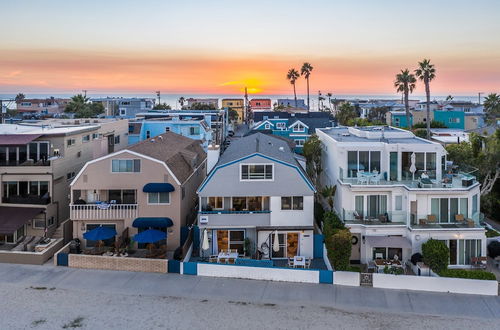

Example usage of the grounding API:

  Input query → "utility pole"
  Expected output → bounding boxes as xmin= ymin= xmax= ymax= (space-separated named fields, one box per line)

xmin=478 ymin=92 xmax=483 ymax=105
xmin=156 ymin=91 xmax=161 ymax=106
xmin=82 ymin=90 xmax=88 ymax=98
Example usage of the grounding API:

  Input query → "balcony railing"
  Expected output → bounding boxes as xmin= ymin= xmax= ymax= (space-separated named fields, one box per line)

xmin=2 ymin=195 xmax=51 ymax=205
xmin=409 ymin=213 xmax=482 ymax=229
xmin=70 ymin=204 xmax=138 ymax=220
xmin=342 ymin=210 xmax=407 ymax=225
xmin=199 ymin=210 xmax=271 ymax=214
xmin=0 ymin=160 xmax=51 ymax=167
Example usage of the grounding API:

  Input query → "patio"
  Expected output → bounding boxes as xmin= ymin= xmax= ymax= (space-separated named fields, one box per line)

xmin=190 ymin=256 xmax=328 ymax=270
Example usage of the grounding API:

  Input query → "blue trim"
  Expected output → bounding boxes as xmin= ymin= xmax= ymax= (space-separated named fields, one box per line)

xmin=313 ymin=234 xmax=324 ymax=259
xmin=319 ymin=270 xmax=333 ymax=284
xmin=168 ymin=260 xmax=181 ymax=273
xmin=57 ymin=253 xmax=68 ymax=266
xmin=143 ymin=183 xmax=175 ymax=193
xmin=198 ymin=153 xmax=316 ymax=192
xmin=200 ymin=210 xmax=270 ymax=214
xmin=133 ymin=217 xmax=173 ymax=228
xmin=183 ymin=262 xmax=198 ymax=275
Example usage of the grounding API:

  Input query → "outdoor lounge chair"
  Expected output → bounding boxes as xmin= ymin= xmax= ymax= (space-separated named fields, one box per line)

xmin=370 ymin=174 xmax=381 ymax=184
xmin=287 ymin=257 xmax=294 ymax=268
xmin=426 ymin=215 xmax=437 ymax=224
xmin=219 ymin=257 xmax=227 ymax=264
xmin=471 ymin=257 xmax=487 ymax=269
xmin=357 ymin=172 xmax=368 ymax=184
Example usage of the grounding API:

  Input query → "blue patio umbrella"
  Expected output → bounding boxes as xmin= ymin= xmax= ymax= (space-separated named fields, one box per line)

xmin=133 ymin=229 xmax=166 ymax=244
xmin=83 ymin=226 xmax=117 ymax=241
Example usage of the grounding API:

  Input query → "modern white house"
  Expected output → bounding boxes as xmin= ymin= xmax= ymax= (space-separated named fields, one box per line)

xmin=316 ymin=126 xmax=486 ymax=268
xmin=197 ymin=133 xmax=316 ymax=260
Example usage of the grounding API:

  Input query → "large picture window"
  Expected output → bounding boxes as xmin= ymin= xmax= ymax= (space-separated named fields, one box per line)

xmin=431 ymin=197 xmax=468 ymax=222
xmin=148 ymin=192 xmax=170 ymax=204
xmin=208 ymin=197 xmax=223 ymax=209
xmin=447 ymin=239 xmax=481 ymax=265
xmin=347 ymin=151 xmax=381 ymax=177
xmin=215 ymin=230 xmax=245 ymax=255
xmin=111 ymin=159 xmax=141 ymax=172
xmin=241 ymin=164 xmax=273 ymax=180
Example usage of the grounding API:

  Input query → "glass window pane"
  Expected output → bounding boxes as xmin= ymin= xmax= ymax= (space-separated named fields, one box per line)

xmin=19 ymin=181 xmax=28 ymax=196
xmin=29 ymin=181 xmax=39 ymax=195
xmin=431 ymin=198 xmax=439 ymax=219
xmin=126 ymin=160 xmax=133 ymax=172
xmin=40 ymin=181 xmax=49 ymax=197
xmin=347 ymin=151 xmax=358 ymax=177
xmin=241 ymin=165 xmax=248 ymax=179
xmin=459 ymin=198 xmax=468 ymax=217
xmin=248 ymin=196 xmax=262 ymax=211
xmin=133 ymin=159 xmax=141 ymax=172
xmin=0 ymin=146 xmax=7 ymax=165
xmin=292 ymin=196 xmax=303 ymax=210
xmin=281 ymin=197 xmax=292 ymax=210
xmin=355 ymin=196 xmax=364 ymax=217
xmin=122 ymin=190 xmax=136 ymax=204
xmin=390 ymin=152 xmax=398 ymax=181
xmin=416 ymin=153 xmax=425 ymax=177
xmin=18 ymin=146 xmax=27 ymax=163
xmin=112 ymin=160 xmax=119 ymax=172
xmin=359 ymin=151 xmax=369 ymax=173
xmin=39 ymin=142 xmax=49 ymax=160
xmin=458 ymin=239 xmax=464 ymax=265
xmin=426 ymin=153 xmax=436 ymax=178
xmin=148 ymin=193 xmax=159 ymax=203
xmin=159 ymin=192 xmax=169 ymax=203
xmin=265 ymin=165 xmax=273 ymax=179
xmin=232 ymin=197 xmax=246 ymax=211
xmin=109 ymin=190 xmax=122 ymax=203
xmin=395 ymin=195 xmax=403 ymax=211
xmin=370 ymin=151 xmax=380 ymax=172
xmin=450 ymin=198 xmax=459 ymax=221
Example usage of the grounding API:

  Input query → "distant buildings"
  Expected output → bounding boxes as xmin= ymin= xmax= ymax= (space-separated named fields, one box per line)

xmin=277 ymin=99 xmax=307 ymax=110
xmin=186 ymin=98 xmax=219 ymax=109
xmin=249 ymin=98 xmax=272 ymax=111
xmin=221 ymin=98 xmax=244 ymax=123
xmin=16 ymin=97 xmax=70 ymax=114
xmin=91 ymin=97 xmax=154 ymax=117
xmin=251 ymin=111 xmax=334 ymax=153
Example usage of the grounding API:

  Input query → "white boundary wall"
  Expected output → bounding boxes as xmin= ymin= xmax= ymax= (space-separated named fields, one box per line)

xmin=373 ymin=273 xmax=498 ymax=296
xmin=197 ymin=263 xmax=320 ymax=283
xmin=334 ymin=271 xmax=360 ymax=286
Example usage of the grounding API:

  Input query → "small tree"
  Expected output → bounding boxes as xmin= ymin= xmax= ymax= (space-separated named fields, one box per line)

xmin=153 ymin=103 xmax=171 ymax=110
xmin=320 ymin=185 xmax=336 ymax=211
xmin=323 ymin=211 xmax=344 ymax=230
xmin=422 ymin=239 xmax=449 ymax=273
xmin=336 ymin=103 xmax=357 ymax=126
xmin=327 ymin=228 xmax=352 ymax=271
xmin=302 ymin=134 xmax=322 ymax=188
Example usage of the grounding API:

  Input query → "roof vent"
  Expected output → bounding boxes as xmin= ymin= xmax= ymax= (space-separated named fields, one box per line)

xmin=279 ymin=146 xmax=284 ymax=152
xmin=342 ymin=133 xmax=350 ymax=136
xmin=158 ymin=135 xmax=163 ymax=140
xmin=150 ymin=138 xmax=155 ymax=142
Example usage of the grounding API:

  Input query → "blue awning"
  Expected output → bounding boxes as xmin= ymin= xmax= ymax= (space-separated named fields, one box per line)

xmin=133 ymin=217 xmax=174 ymax=228
xmin=143 ymin=183 xmax=175 ymax=193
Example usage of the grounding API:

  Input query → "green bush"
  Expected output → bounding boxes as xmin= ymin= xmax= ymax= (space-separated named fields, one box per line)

xmin=486 ymin=229 xmax=500 ymax=238
xmin=348 ymin=265 xmax=362 ymax=273
xmin=439 ymin=269 xmax=497 ymax=281
xmin=314 ymin=202 xmax=325 ymax=227
xmin=383 ymin=265 xmax=404 ymax=275
xmin=323 ymin=211 xmax=345 ymax=230
xmin=422 ymin=239 xmax=449 ymax=273
xmin=326 ymin=228 xmax=352 ymax=271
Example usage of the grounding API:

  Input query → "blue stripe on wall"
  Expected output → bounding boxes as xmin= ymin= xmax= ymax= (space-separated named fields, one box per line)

xmin=319 ymin=270 xmax=333 ymax=284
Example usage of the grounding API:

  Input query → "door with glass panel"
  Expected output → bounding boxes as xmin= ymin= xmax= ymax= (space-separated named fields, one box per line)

xmin=270 ymin=232 xmax=299 ymax=258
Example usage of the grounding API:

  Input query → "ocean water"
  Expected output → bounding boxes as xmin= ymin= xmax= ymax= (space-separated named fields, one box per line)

xmin=0 ymin=93 xmax=482 ymax=110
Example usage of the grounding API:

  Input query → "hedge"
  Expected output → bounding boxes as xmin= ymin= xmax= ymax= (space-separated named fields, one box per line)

xmin=439 ymin=269 xmax=497 ymax=281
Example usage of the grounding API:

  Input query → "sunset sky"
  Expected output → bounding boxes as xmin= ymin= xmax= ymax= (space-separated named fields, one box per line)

xmin=1 ymin=0 xmax=499 ymax=96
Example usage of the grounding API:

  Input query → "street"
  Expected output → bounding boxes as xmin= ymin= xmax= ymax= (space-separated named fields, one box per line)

xmin=0 ymin=263 xmax=498 ymax=329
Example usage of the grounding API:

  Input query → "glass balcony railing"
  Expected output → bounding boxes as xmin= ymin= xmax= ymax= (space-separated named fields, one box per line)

xmin=342 ymin=209 xmax=407 ymax=225
xmin=2 ymin=195 xmax=51 ymax=205
xmin=410 ymin=213 xmax=482 ymax=229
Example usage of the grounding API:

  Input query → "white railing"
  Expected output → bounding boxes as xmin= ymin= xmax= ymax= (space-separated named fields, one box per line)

xmin=70 ymin=204 xmax=138 ymax=220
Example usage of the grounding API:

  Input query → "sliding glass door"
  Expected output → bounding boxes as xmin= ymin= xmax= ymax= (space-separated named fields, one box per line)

xmin=431 ymin=198 xmax=468 ymax=222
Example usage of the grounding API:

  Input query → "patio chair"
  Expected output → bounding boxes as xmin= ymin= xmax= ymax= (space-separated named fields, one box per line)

xmin=287 ymin=257 xmax=294 ymax=268
xmin=227 ymin=258 xmax=236 ymax=264
xmin=209 ymin=255 xmax=218 ymax=263
xmin=367 ymin=261 xmax=376 ymax=273
xmin=375 ymin=253 xmax=384 ymax=259
xmin=353 ymin=211 xmax=364 ymax=221
xmin=370 ymin=173 xmax=381 ymax=184
xmin=357 ymin=172 xmax=368 ymax=184
xmin=305 ymin=257 xmax=312 ymax=269
xmin=454 ymin=214 xmax=465 ymax=224
xmin=426 ymin=215 xmax=437 ymax=224
xmin=219 ymin=257 xmax=227 ymax=264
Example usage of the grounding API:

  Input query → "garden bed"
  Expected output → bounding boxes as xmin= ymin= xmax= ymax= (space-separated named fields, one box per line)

xmin=439 ymin=269 xmax=497 ymax=281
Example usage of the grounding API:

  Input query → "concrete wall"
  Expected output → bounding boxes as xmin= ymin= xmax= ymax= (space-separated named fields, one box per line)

xmin=197 ymin=263 xmax=320 ymax=283
xmin=333 ymin=271 xmax=360 ymax=286
xmin=269 ymin=195 xmax=313 ymax=227
xmin=372 ymin=273 xmax=498 ymax=296
xmin=68 ymin=254 xmax=168 ymax=273
xmin=0 ymin=238 xmax=64 ymax=265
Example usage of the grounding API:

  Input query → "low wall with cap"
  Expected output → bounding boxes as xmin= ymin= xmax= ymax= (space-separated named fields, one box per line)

xmin=68 ymin=254 xmax=168 ymax=273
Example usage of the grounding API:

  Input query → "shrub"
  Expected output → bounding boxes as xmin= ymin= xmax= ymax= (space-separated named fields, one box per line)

xmin=348 ymin=265 xmax=362 ymax=273
xmin=486 ymin=229 xmax=500 ymax=238
xmin=323 ymin=211 xmax=345 ymax=230
xmin=325 ymin=228 xmax=352 ymax=271
xmin=422 ymin=239 xmax=449 ymax=273
xmin=383 ymin=265 xmax=404 ymax=275
xmin=439 ymin=269 xmax=497 ymax=281
xmin=488 ymin=241 xmax=500 ymax=258
xmin=314 ymin=202 xmax=325 ymax=227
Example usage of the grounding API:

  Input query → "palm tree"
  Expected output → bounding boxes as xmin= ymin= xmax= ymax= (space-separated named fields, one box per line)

xmin=445 ymin=95 xmax=453 ymax=102
xmin=415 ymin=59 xmax=436 ymax=138
xmin=326 ymin=92 xmax=333 ymax=111
xmin=394 ymin=69 xmax=417 ymax=129
xmin=300 ymin=62 xmax=313 ymax=111
xmin=178 ymin=96 xmax=185 ymax=109
xmin=15 ymin=93 xmax=25 ymax=103
xmin=287 ymin=68 xmax=300 ymax=108
xmin=483 ymin=93 xmax=500 ymax=123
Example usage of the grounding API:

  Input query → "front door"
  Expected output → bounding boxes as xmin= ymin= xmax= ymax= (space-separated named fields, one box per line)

xmin=107 ymin=135 xmax=115 ymax=154
xmin=286 ymin=233 xmax=299 ymax=257
xmin=350 ymin=234 xmax=361 ymax=262
xmin=270 ymin=232 xmax=299 ymax=259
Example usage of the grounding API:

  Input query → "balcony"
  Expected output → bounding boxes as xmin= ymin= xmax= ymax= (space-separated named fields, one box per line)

xmin=2 ymin=195 xmax=51 ymax=205
xmin=0 ymin=159 xmax=51 ymax=167
xmin=409 ymin=213 xmax=483 ymax=229
xmin=70 ymin=204 xmax=138 ymax=220
xmin=342 ymin=210 xmax=407 ymax=226
xmin=198 ymin=211 xmax=271 ymax=227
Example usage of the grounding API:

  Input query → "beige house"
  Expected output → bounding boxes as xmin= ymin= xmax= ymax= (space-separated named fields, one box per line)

xmin=0 ymin=119 xmax=128 ymax=249
xmin=69 ymin=132 xmax=206 ymax=253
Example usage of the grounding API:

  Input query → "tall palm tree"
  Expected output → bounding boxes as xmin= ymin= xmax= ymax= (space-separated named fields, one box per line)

xmin=300 ymin=62 xmax=313 ymax=111
xmin=326 ymin=92 xmax=333 ymax=111
xmin=483 ymin=93 xmax=500 ymax=123
xmin=394 ymin=69 xmax=417 ymax=129
xmin=178 ymin=96 xmax=185 ymax=109
xmin=15 ymin=93 xmax=25 ymax=103
xmin=287 ymin=68 xmax=300 ymax=108
xmin=415 ymin=59 xmax=436 ymax=138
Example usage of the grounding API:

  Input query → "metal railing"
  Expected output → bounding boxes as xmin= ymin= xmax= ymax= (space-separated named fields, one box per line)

xmin=342 ymin=210 xmax=407 ymax=225
xmin=410 ymin=213 xmax=481 ymax=228
xmin=70 ymin=204 xmax=138 ymax=220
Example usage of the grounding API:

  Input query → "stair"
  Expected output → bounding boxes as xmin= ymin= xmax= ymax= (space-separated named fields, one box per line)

xmin=51 ymin=219 xmax=69 ymax=240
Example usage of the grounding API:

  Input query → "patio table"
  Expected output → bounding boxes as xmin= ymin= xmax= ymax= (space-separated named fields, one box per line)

xmin=218 ymin=251 xmax=238 ymax=263
xmin=360 ymin=171 xmax=378 ymax=183
xmin=374 ymin=259 xmax=402 ymax=272
xmin=293 ymin=256 xmax=306 ymax=268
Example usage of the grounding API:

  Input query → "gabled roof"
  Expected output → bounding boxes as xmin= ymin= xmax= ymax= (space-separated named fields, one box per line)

xmin=253 ymin=120 xmax=275 ymax=129
xmin=128 ymin=132 xmax=206 ymax=184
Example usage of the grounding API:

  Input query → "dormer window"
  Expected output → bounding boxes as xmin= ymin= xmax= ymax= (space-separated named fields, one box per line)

xmin=265 ymin=124 xmax=271 ymax=130
xmin=241 ymin=164 xmax=273 ymax=180
xmin=292 ymin=123 xmax=305 ymax=132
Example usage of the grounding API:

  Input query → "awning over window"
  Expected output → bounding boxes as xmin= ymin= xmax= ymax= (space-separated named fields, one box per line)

xmin=365 ymin=236 xmax=412 ymax=249
xmin=0 ymin=206 xmax=44 ymax=234
xmin=132 ymin=217 xmax=174 ymax=228
xmin=142 ymin=183 xmax=175 ymax=193
xmin=0 ymin=134 xmax=42 ymax=146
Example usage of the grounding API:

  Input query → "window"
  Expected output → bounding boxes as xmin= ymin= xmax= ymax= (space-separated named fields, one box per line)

xmin=431 ymin=197 xmax=468 ymax=222
xmin=472 ymin=194 xmax=478 ymax=215
xmin=347 ymin=151 xmax=381 ymax=177
xmin=295 ymin=139 xmax=305 ymax=147
xmin=121 ymin=101 xmax=131 ymax=105
xmin=449 ymin=118 xmax=460 ymax=123
xmin=401 ymin=152 xmax=437 ymax=180
xmin=216 ymin=230 xmax=245 ymax=255
xmin=241 ymin=164 xmax=273 ymax=180
xmin=448 ymin=239 xmax=481 ymax=265
xmin=47 ymin=216 xmax=55 ymax=227
xmin=111 ymin=159 xmax=141 ymax=173
xmin=292 ymin=123 xmax=305 ymax=132
xmin=82 ymin=135 xmax=90 ymax=142
xmin=281 ymin=196 xmax=303 ymax=210
xmin=276 ymin=122 xmax=286 ymax=129
xmin=108 ymin=190 xmax=136 ymax=204
xmin=21 ymin=102 xmax=32 ymax=106
xmin=230 ymin=196 xmax=266 ymax=211
xmin=120 ymin=109 xmax=126 ymax=115
xmin=92 ymin=133 xmax=99 ymax=140
xmin=265 ymin=124 xmax=271 ymax=129
xmin=146 ymin=130 xmax=151 ymax=139
xmin=66 ymin=172 xmax=75 ymax=180
xmin=395 ymin=195 xmax=403 ymax=211
xmin=148 ymin=192 xmax=170 ymax=204
xmin=190 ymin=127 xmax=200 ymax=135
xmin=67 ymin=139 xmax=76 ymax=147
xmin=165 ymin=127 xmax=170 ymax=132
xmin=114 ymin=135 xmax=120 ymax=144
xmin=208 ymin=197 xmax=223 ymax=209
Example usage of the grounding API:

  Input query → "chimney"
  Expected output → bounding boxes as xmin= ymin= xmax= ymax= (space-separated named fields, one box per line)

xmin=207 ymin=144 xmax=220 ymax=174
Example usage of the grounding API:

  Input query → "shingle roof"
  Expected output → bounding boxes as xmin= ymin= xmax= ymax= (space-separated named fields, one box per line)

xmin=218 ymin=133 xmax=299 ymax=168
xmin=128 ymin=131 xmax=206 ymax=184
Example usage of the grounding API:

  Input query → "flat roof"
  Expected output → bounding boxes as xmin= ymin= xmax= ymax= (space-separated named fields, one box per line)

xmin=319 ymin=126 xmax=433 ymax=144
